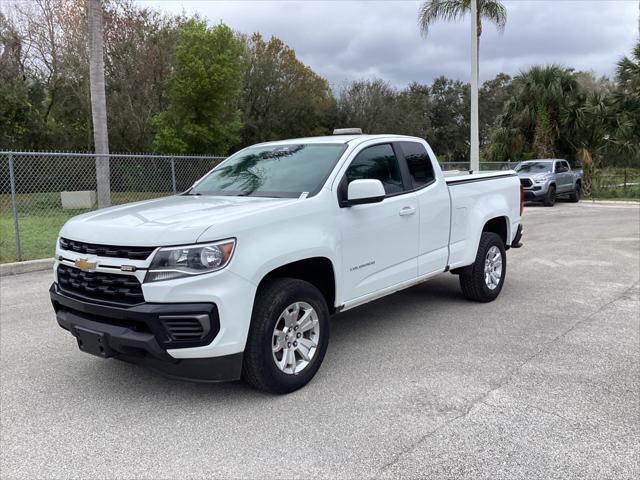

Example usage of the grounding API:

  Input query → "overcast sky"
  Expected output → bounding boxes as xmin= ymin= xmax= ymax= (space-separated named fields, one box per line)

xmin=138 ymin=0 xmax=638 ymax=90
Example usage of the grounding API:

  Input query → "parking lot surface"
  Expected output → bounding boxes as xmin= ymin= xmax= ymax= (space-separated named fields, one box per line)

xmin=1 ymin=201 xmax=639 ymax=479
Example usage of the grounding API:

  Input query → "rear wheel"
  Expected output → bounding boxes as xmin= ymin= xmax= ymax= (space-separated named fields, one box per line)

xmin=242 ymin=278 xmax=329 ymax=394
xmin=569 ymin=183 xmax=581 ymax=202
xmin=459 ymin=232 xmax=506 ymax=303
xmin=543 ymin=185 xmax=556 ymax=206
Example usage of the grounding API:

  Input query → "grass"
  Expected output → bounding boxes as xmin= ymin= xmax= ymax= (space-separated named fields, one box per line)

xmin=591 ymin=176 xmax=640 ymax=200
xmin=1 ymin=192 xmax=171 ymax=263
xmin=1 ymin=210 xmax=70 ymax=263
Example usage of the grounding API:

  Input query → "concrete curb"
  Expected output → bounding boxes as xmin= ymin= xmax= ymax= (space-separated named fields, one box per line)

xmin=0 ymin=258 xmax=54 ymax=277
xmin=586 ymin=199 xmax=639 ymax=205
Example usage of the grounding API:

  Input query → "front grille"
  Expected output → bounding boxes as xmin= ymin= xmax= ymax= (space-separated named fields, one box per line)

xmin=161 ymin=316 xmax=207 ymax=341
xmin=59 ymin=238 xmax=155 ymax=260
xmin=57 ymin=264 xmax=144 ymax=305
xmin=520 ymin=178 xmax=532 ymax=188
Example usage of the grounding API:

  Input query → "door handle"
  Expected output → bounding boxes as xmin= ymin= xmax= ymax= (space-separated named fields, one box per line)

xmin=399 ymin=206 xmax=416 ymax=216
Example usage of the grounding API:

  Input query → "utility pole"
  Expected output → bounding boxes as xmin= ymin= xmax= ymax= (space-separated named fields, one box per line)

xmin=88 ymin=0 xmax=111 ymax=208
xmin=470 ymin=0 xmax=480 ymax=172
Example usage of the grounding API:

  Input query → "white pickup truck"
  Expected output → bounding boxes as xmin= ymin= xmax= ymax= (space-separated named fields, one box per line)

xmin=50 ymin=133 xmax=524 ymax=393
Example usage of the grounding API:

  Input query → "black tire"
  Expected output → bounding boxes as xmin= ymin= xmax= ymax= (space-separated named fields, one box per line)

xmin=543 ymin=185 xmax=556 ymax=206
xmin=242 ymin=278 xmax=330 ymax=394
xmin=459 ymin=232 xmax=507 ymax=303
xmin=569 ymin=183 xmax=581 ymax=202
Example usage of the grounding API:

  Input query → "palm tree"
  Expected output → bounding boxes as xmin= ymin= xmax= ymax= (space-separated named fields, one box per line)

xmin=88 ymin=0 xmax=111 ymax=207
xmin=561 ymin=91 xmax=613 ymax=196
xmin=610 ymin=40 xmax=640 ymax=160
xmin=418 ymin=0 xmax=507 ymax=54
xmin=498 ymin=65 xmax=580 ymax=159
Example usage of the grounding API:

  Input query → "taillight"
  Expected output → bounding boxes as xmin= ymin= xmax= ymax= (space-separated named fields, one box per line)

xmin=520 ymin=184 xmax=524 ymax=216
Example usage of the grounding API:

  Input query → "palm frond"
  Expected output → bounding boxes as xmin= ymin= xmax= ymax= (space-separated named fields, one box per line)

xmin=418 ymin=0 xmax=507 ymax=36
xmin=418 ymin=0 xmax=467 ymax=37
xmin=480 ymin=0 xmax=507 ymax=33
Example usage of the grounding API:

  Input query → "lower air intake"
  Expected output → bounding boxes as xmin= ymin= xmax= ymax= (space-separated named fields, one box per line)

xmin=160 ymin=314 xmax=211 ymax=341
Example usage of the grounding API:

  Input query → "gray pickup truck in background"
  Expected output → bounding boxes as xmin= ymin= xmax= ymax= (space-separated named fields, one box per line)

xmin=515 ymin=159 xmax=583 ymax=206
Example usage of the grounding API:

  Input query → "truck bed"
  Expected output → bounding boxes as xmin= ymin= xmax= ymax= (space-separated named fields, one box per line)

xmin=444 ymin=170 xmax=521 ymax=269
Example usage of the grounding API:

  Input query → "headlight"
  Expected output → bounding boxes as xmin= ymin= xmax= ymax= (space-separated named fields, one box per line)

xmin=533 ymin=175 xmax=548 ymax=183
xmin=145 ymin=239 xmax=236 ymax=283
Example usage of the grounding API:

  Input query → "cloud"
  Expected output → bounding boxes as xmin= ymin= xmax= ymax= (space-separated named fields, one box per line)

xmin=138 ymin=0 xmax=639 ymax=88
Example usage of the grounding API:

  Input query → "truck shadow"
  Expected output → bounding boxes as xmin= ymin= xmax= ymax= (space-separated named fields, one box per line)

xmin=64 ymin=275 xmax=466 ymax=399
xmin=330 ymin=275 xmax=465 ymax=337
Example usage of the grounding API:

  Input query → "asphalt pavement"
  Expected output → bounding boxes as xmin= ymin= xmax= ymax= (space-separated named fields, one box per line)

xmin=1 ymin=200 xmax=639 ymax=479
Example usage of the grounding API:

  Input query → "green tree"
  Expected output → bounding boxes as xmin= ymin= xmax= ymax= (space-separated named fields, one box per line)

xmin=103 ymin=1 xmax=185 ymax=151
xmin=609 ymin=40 xmax=640 ymax=162
xmin=418 ymin=0 xmax=507 ymax=53
xmin=241 ymin=33 xmax=335 ymax=146
xmin=392 ymin=82 xmax=431 ymax=139
xmin=336 ymin=79 xmax=398 ymax=134
xmin=152 ymin=20 xmax=247 ymax=154
xmin=479 ymin=73 xmax=511 ymax=146
xmin=336 ymin=80 xmax=430 ymax=139
xmin=0 ymin=12 xmax=32 ymax=148
xmin=487 ymin=65 xmax=580 ymax=160
xmin=2 ymin=0 xmax=93 ymax=150
xmin=560 ymin=91 xmax=613 ymax=195
xmin=427 ymin=76 xmax=470 ymax=161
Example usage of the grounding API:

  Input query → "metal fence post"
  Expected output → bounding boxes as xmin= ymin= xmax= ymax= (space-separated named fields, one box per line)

xmin=8 ymin=152 xmax=22 ymax=262
xmin=170 ymin=157 xmax=177 ymax=194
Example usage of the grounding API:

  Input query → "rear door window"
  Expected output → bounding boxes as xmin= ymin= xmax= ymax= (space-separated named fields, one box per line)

xmin=398 ymin=142 xmax=435 ymax=189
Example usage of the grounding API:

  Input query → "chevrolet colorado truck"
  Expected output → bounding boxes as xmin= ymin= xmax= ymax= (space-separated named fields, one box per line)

xmin=516 ymin=159 xmax=582 ymax=206
xmin=50 ymin=134 xmax=524 ymax=393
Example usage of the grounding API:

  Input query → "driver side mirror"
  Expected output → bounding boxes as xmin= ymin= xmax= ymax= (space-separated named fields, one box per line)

xmin=556 ymin=166 xmax=567 ymax=173
xmin=342 ymin=179 xmax=385 ymax=207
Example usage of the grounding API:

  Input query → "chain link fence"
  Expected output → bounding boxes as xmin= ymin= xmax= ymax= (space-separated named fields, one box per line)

xmin=1 ymin=151 xmax=224 ymax=263
xmin=591 ymin=170 xmax=640 ymax=199
xmin=2 ymin=152 xmax=636 ymax=264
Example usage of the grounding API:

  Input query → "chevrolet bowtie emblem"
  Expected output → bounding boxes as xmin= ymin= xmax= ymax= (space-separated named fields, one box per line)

xmin=74 ymin=258 xmax=97 ymax=272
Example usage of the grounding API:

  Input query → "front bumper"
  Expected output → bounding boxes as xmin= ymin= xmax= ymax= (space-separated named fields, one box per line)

xmin=523 ymin=189 xmax=546 ymax=200
xmin=50 ymin=284 xmax=243 ymax=382
xmin=521 ymin=180 xmax=549 ymax=200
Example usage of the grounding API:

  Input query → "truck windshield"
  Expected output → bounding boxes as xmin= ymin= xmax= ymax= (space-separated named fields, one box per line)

xmin=515 ymin=161 xmax=553 ymax=173
xmin=189 ymin=144 xmax=346 ymax=198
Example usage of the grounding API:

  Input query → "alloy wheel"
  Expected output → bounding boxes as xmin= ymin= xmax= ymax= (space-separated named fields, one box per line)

xmin=272 ymin=302 xmax=320 ymax=375
xmin=484 ymin=246 xmax=503 ymax=290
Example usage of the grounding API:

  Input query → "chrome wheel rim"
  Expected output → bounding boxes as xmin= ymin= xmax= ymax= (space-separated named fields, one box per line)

xmin=484 ymin=246 xmax=503 ymax=290
xmin=272 ymin=302 xmax=320 ymax=375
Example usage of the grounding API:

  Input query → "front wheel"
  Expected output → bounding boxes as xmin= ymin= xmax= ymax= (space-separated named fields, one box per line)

xmin=242 ymin=278 xmax=330 ymax=394
xmin=459 ymin=232 xmax=507 ymax=302
xmin=543 ymin=185 xmax=556 ymax=206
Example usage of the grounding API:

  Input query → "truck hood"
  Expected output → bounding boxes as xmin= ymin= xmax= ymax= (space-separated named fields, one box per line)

xmin=60 ymin=195 xmax=295 ymax=246
xmin=517 ymin=172 xmax=551 ymax=180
